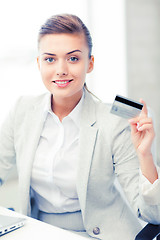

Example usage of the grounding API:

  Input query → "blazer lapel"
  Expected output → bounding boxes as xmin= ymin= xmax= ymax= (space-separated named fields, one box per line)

xmin=76 ymin=91 xmax=98 ymax=218
xmin=19 ymin=94 xmax=49 ymax=214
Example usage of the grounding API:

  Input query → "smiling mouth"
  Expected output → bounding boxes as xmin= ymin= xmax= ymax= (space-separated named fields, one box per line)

xmin=53 ymin=80 xmax=73 ymax=84
xmin=52 ymin=79 xmax=73 ymax=87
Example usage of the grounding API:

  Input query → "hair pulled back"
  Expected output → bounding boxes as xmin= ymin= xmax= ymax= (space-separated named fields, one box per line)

xmin=38 ymin=14 xmax=93 ymax=58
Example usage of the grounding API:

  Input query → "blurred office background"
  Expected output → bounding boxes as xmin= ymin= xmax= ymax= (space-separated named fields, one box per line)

xmin=0 ymin=0 xmax=160 ymax=211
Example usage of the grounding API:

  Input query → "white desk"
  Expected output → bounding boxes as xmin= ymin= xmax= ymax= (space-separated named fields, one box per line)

xmin=0 ymin=207 xmax=88 ymax=239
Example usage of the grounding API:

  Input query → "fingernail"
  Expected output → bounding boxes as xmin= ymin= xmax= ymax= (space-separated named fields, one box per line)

xmin=138 ymin=126 xmax=142 ymax=131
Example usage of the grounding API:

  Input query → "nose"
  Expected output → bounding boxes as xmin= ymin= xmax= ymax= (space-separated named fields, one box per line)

xmin=56 ymin=60 xmax=68 ymax=77
xmin=57 ymin=72 xmax=67 ymax=76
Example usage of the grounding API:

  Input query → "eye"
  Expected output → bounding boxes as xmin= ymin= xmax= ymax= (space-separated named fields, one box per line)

xmin=45 ymin=57 xmax=55 ymax=63
xmin=68 ymin=56 xmax=79 ymax=62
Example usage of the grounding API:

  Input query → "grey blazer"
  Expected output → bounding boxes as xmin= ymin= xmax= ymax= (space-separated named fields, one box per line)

xmin=0 ymin=90 xmax=160 ymax=240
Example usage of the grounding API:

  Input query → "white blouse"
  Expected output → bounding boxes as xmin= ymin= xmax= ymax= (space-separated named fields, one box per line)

xmin=31 ymin=93 xmax=84 ymax=213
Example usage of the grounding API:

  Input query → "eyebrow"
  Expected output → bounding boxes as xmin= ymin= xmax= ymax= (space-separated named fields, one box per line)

xmin=66 ymin=50 xmax=82 ymax=55
xmin=42 ymin=49 xmax=82 ymax=56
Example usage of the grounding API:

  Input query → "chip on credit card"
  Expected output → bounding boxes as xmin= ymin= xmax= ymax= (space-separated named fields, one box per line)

xmin=110 ymin=95 xmax=143 ymax=119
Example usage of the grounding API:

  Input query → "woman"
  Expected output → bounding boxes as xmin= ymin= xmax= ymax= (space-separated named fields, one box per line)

xmin=0 ymin=14 xmax=160 ymax=240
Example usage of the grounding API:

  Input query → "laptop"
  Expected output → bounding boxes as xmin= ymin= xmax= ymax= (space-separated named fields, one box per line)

xmin=0 ymin=214 xmax=26 ymax=236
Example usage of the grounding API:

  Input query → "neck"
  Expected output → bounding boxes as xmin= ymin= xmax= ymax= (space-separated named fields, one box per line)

xmin=51 ymin=91 xmax=83 ymax=121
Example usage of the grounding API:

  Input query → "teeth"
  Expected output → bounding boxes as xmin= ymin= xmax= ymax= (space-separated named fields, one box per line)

xmin=56 ymin=81 xmax=69 ymax=84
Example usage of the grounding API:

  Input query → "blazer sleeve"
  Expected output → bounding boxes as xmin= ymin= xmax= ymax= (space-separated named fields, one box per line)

xmin=112 ymin=120 xmax=160 ymax=224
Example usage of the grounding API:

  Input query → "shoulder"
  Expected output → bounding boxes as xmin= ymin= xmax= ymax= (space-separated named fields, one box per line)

xmin=13 ymin=92 xmax=49 ymax=111
xmin=83 ymin=90 xmax=131 ymax=136
xmin=94 ymin=99 xmax=130 ymax=128
xmin=8 ymin=92 xmax=49 ymax=121
xmin=15 ymin=92 xmax=49 ymax=107
xmin=89 ymin=95 xmax=131 ymax=137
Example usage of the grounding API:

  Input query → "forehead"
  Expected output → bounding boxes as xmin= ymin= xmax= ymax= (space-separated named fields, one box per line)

xmin=38 ymin=33 xmax=88 ymax=54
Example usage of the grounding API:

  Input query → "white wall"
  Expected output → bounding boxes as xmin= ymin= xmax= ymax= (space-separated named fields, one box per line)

xmin=86 ymin=0 xmax=127 ymax=102
xmin=126 ymin=0 xmax=160 ymax=164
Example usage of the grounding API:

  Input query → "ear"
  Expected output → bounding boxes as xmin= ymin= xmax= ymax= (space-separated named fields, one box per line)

xmin=37 ymin=56 xmax=40 ymax=70
xmin=87 ymin=55 xmax=94 ymax=73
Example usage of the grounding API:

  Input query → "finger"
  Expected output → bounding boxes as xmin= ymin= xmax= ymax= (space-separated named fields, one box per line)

xmin=129 ymin=121 xmax=139 ymax=135
xmin=137 ymin=123 xmax=153 ymax=132
xmin=138 ymin=117 xmax=153 ymax=128
xmin=139 ymin=99 xmax=148 ymax=117
xmin=128 ymin=117 xmax=140 ymax=124
xmin=128 ymin=116 xmax=151 ymax=126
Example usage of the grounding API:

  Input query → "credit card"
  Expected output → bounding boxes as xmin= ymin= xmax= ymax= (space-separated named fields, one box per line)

xmin=110 ymin=95 xmax=143 ymax=119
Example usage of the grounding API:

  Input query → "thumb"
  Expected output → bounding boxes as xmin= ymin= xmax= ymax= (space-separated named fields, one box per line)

xmin=129 ymin=121 xmax=138 ymax=135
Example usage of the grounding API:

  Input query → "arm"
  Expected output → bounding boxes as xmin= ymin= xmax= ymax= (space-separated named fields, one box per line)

xmin=112 ymin=112 xmax=160 ymax=224
xmin=0 ymin=102 xmax=17 ymax=184
xmin=129 ymin=99 xmax=158 ymax=184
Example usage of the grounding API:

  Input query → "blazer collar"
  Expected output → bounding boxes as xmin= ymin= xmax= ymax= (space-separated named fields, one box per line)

xmin=80 ymin=89 xmax=97 ymax=127
xmin=19 ymin=93 xmax=49 ymax=215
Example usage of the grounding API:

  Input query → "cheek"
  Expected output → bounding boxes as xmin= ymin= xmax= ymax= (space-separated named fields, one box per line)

xmin=71 ymin=63 xmax=88 ymax=79
xmin=40 ymin=66 xmax=53 ymax=81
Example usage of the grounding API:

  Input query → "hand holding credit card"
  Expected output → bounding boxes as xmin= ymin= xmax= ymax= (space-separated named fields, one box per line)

xmin=110 ymin=95 xmax=143 ymax=119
